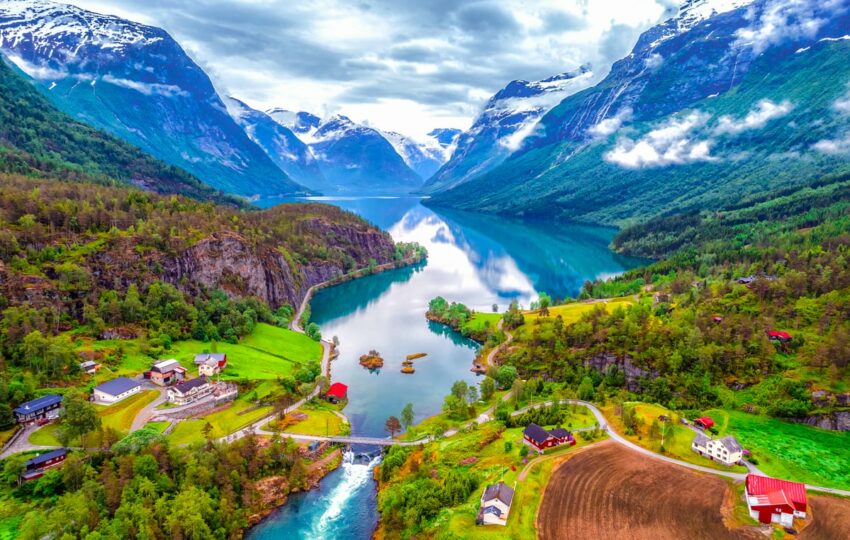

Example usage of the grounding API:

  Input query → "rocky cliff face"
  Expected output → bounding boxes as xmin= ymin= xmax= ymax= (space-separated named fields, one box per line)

xmin=585 ymin=352 xmax=658 ymax=392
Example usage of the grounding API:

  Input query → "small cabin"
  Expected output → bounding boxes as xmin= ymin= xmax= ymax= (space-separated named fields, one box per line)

xmin=767 ymin=330 xmax=792 ymax=343
xmin=21 ymin=448 xmax=68 ymax=482
xmin=325 ymin=382 xmax=348 ymax=404
xmin=694 ymin=416 xmax=715 ymax=430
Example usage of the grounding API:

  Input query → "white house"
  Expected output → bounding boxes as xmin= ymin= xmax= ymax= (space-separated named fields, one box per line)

xmin=93 ymin=377 xmax=142 ymax=404
xmin=692 ymin=433 xmax=743 ymax=466
xmin=198 ymin=356 xmax=222 ymax=377
xmin=167 ymin=376 xmax=214 ymax=406
xmin=477 ymin=482 xmax=514 ymax=526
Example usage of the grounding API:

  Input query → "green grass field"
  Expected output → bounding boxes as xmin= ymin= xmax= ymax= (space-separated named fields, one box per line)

xmin=78 ymin=323 xmax=321 ymax=383
xmin=98 ymin=390 xmax=159 ymax=433
xmin=0 ymin=428 xmax=18 ymax=449
xmin=706 ymin=408 xmax=850 ymax=489
xmin=143 ymin=421 xmax=170 ymax=434
xmin=167 ymin=398 xmax=272 ymax=445
xmin=27 ymin=424 xmax=62 ymax=447
xmin=273 ymin=405 xmax=348 ymax=437
xmin=526 ymin=297 xmax=635 ymax=324
xmin=462 ymin=313 xmax=502 ymax=334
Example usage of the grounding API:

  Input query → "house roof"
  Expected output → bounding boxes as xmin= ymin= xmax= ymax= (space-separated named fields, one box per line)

xmin=79 ymin=360 xmax=97 ymax=369
xmin=483 ymin=482 xmax=514 ymax=506
xmin=173 ymin=376 xmax=209 ymax=394
xmin=95 ymin=377 xmax=141 ymax=396
xmin=481 ymin=505 xmax=503 ymax=517
xmin=14 ymin=394 xmax=63 ymax=415
xmin=152 ymin=359 xmax=183 ymax=373
xmin=695 ymin=416 xmax=715 ymax=428
xmin=194 ymin=353 xmax=226 ymax=365
xmin=716 ymin=435 xmax=743 ymax=453
xmin=326 ymin=382 xmax=348 ymax=399
xmin=693 ymin=433 xmax=711 ymax=447
xmin=523 ymin=423 xmax=552 ymax=445
xmin=26 ymin=448 xmax=67 ymax=468
xmin=767 ymin=330 xmax=792 ymax=340
xmin=746 ymin=474 xmax=807 ymax=511
xmin=548 ymin=428 xmax=572 ymax=439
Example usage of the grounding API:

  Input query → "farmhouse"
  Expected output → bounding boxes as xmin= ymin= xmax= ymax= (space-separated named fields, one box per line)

xmin=13 ymin=394 xmax=63 ymax=424
xmin=93 ymin=377 xmax=142 ymax=404
xmin=694 ymin=416 xmax=715 ymax=430
xmin=167 ymin=376 xmax=214 ymax=406
xmin=745 ymin=474 xmax=807 ymax=527
xmin=325 ymin=382 xmax=348 ymax=404
xmin=145 ymin=359 xmax=187 ymax=387
xmin=79 ymin=360 xmax=100 ymax=374
xmin=523 ymin=423 xmax=575 ymax=453
xmin=477 ymin=482 xmax=514 ymax=526
xmin=194 ymin=353 xmax=227 ymax=376
xmin=21 ymin=448 xmax=68 ymax=482
xmin=691 ymin=434 xmax=743 ymax=466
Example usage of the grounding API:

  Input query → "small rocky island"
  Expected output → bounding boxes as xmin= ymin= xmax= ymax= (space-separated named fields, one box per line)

xmin=359 ymin=350 xmax=384 ymax=370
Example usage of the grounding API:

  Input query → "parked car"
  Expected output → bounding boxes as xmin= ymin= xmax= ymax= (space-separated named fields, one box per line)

xmin=679 ymin=418 xmax=689 ymax=425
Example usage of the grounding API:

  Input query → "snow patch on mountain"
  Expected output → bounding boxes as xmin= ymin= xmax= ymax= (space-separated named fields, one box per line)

xmin=649 ymin=0 xmax=756 ymax=49
xmin=267 ymin=108 xmax=321 ymax=142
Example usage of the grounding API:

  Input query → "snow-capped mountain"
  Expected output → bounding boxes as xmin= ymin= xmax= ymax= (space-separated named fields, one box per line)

xmin=225 ymin=97 xmax=325 ymax=191
xmin=428 ymin=0 xmax=850 ymax=224
xmin=266 ymin=112 xmax=423 ymax=194
xmin=421 ymin=64 xmax=595 ymax=194
xmin=266 ymin=109 xmax=322 ymax=141
xmin=380 ymin=130 xmax=455 ymax=180
xmin=0 ymin=0 xmax=307 ymax=197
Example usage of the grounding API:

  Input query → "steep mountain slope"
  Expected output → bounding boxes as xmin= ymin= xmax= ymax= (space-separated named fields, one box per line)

xmin=0 ymin=52 xmax=238 ymax=204
xmin=428 ymin=0 xmax=850 ymax=225
xmin=268 ymin=112 xmax=423 ymax=194
xmin=225 ymin=97 xmax=326 ymax=191
xmin=421 ymin=65 xmax=594 ymax=194
xmin=0 ymin=0 xmax=307 ymax=198
xmin=380 ymin=130 xmax=453 ymax=180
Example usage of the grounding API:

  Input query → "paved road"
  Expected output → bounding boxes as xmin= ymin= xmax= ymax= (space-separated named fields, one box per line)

xmin=0 ymin=424 xmax=57 ymax=459
xmin=130 ymin=386 xmax=168 ymax=432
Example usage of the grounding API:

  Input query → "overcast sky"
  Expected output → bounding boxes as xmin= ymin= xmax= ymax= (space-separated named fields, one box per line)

xmin=67 ymin=0 xmax=680 ymax=138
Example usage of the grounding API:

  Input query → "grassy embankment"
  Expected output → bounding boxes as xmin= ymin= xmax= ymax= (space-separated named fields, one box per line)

xmin=166 ymin=395 xmax=273 ymax=445
xmin=264 ymin=401 xmax=350 ymax=437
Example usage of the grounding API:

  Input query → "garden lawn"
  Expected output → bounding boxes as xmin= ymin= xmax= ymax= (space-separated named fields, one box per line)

xmin=705 ymin=408 xmax=850 ymax=490
xmin=28 ymin=424 xmax=62 ymax=447
xmin=167 ymin=399 xmax=272 ymax=445
xmin=98 ymin=390 xmax=159 ymax=433
xmin=601 ymin=402 xmax=748 ymax=474
xmin=279 ymin=406 xmax=347 ymax=437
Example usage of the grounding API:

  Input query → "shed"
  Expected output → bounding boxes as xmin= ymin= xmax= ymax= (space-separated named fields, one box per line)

xmin=325 ymin=382 xmax=348 ymax=403
xmin=694 ymin=416 xmax=715 ymax=430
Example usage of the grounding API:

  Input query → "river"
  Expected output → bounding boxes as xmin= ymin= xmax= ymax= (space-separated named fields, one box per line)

xmin=247 ymin=197 xmax=646 ymax=539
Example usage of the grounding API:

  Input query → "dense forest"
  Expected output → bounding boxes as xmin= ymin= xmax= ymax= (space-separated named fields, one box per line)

xmin=0 ymin=54 xmax=238 ymax=205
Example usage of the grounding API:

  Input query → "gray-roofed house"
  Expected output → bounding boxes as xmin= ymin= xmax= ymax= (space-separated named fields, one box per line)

xmin=167 ymin=376 xmax=214 ymax=406
xmin=692 ymin=433 xmax=743 ymax=466
xmin=194 ymin=353 xmax=227 ymax=376
xmin=93 ymin=377 xmax=142 ymax=404
xmin=478 ymin=482 xmax=515 ymax=526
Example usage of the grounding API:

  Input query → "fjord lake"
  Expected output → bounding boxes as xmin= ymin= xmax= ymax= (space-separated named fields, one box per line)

xmin=248 ymin=197 xmax=646 ymax=539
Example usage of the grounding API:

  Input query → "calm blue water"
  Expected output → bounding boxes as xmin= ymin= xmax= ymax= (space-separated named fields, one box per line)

xmin=247 ymin=197 xmax=646 ymax=539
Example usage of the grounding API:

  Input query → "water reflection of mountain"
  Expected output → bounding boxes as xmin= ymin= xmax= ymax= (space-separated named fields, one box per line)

xmin=310 ymin=262 xmax=423 ymax=325
xmin=431 ymin=208 xmax=648 ymax=300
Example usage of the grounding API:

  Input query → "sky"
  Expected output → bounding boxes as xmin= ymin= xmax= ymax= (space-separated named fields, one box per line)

xmin=66 ymin=0 xmax=680 ymax=138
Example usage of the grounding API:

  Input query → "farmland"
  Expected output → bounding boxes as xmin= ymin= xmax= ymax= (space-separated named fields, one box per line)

xmin=524 ymin=296 xmax=635 ymax=323
xmin=537 ymin=441 xmax=762 ymax=540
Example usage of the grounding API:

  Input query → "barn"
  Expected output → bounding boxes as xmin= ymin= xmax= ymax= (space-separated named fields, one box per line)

xmin=745 ymin=474 xmax=807 ymax=527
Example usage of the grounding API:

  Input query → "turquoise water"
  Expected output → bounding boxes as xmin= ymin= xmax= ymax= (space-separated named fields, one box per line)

xmin=247 ymin=197 xmax=646 ymax=539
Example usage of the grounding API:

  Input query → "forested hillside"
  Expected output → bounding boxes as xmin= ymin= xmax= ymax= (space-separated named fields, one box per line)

xmin=0 ymin=55 xmax=237 ymax=205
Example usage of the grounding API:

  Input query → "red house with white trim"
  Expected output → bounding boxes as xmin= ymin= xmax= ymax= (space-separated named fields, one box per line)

xmin=325 ymin=382 xmax=348 ymax=404
xmin=522 ymin=423 xmax=575 ymax=453
xmin=745 ymin=474 xmax=807 ymax=527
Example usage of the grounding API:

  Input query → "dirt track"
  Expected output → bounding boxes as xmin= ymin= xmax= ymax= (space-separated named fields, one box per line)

xmin=537 ymin=441 xmax=763 ymax=540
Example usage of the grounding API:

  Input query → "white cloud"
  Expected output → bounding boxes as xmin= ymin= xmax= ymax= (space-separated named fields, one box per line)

xmin=813 ymin=135 xmax=850 ymax=154
xmin=734 ymin=0 xmax=839 ymax=55
xmin=644 ymin=53 xmax=664 ymax=69
xmin=4 ymin=52 xmax=67 ymax=80
xmin=714 ymin=99 xmax=793 ymax=134
xmin=605 ymin=111 xmax=714 ymax=168
xmin=588 ymin=107 xmax=633 ymax=138
xmin=833 ymin=86 xmax=850 ymax=114
xmin=101 ymin=75 xmax=189 ymax=97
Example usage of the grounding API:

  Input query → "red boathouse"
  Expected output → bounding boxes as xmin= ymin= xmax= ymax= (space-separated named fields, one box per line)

xmin=325 ymin=382 xmax=348 ymax=403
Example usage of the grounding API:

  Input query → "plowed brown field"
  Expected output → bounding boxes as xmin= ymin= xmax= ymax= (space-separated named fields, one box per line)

xmin=799 ymin=495 xmax=850 ymax=539
xmin=537 ymin=440 xmax=762 ymax=540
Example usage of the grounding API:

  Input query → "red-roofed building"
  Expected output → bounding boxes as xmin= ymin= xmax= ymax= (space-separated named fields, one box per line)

xmin=694 ymin=416 xmax=715 ymax=430
xmin=745 ymin=474 xmax=807 ymax=527
xmin=767 ymin=330 xmax=792 ymax=342
xmin=325 ymin=382 xmax=348 ymax=403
